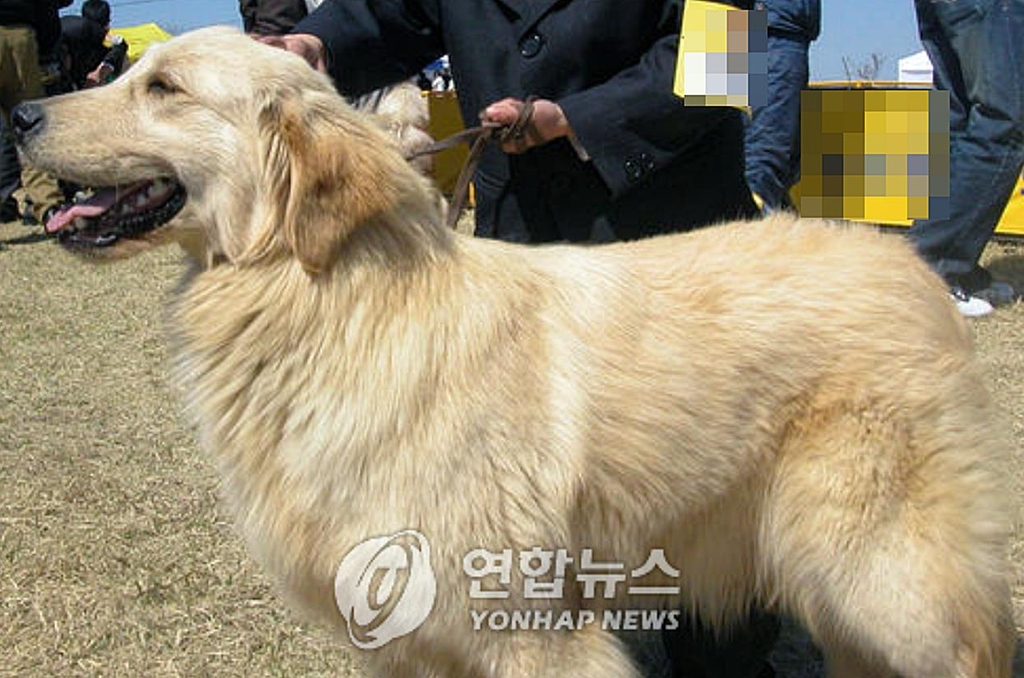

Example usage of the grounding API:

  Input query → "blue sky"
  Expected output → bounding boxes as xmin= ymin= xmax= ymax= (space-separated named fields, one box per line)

xmin=61 ymin=0 xmax=925 ymax=82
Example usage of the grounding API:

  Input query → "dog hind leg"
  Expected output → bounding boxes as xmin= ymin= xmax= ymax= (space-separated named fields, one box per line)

xmin=761 ymin=400 xmax=1014 ymax=678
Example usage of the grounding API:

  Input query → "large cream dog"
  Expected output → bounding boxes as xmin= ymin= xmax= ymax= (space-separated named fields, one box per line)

xmin=15 ymin=27 xmax=1014 ymax=678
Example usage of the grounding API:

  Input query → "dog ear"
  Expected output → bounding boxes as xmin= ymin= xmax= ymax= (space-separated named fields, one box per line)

xmin=263 ymin=96 xmax=404 ymax=276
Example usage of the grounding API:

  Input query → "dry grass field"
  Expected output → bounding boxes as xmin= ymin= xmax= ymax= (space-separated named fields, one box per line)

xmin=2 ymin=219 xmax=1024 ymax=677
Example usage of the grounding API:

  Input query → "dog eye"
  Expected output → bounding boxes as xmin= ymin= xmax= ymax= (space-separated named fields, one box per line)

xmin=147 ymin=75 xmax=180 ymax=95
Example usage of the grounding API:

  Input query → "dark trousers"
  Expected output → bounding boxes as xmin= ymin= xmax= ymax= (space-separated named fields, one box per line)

xmin=663 ymin=608 xmax=779 ymax=678
xmin=0 ymin=25 xmax=65 ymax=221
xmin=744 ymin=31 xmax=811 ymax=211
xmin=0 ymin=114 xmax=19 ymax=205
xmin=907 ymin=0 xmax=1024 ymax=284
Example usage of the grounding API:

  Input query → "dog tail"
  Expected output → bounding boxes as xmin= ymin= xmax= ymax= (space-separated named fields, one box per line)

xmin=952 ymin=574 xmax=1016 ymax=678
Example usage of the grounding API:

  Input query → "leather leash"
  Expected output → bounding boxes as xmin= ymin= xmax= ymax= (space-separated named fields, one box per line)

xmin=406 ymin=97 xmax=538 ymax=229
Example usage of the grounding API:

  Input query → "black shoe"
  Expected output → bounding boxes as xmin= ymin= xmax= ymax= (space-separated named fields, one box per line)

xmin=0 ymin=196 xmax=18 ymax=223
xmin=20 ymin=206 xmax=37 ymax=226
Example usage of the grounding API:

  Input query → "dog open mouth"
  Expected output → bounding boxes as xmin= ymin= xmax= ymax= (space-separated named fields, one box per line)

xmin=46 ymin=179 xmax=187 ymax=248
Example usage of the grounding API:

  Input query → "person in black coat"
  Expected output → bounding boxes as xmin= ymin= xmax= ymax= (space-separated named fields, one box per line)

xmin=281 ymin=0 xmax=760 ymax=244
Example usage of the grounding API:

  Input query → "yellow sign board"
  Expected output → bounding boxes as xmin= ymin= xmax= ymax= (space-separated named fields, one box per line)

xmin=424 ymin=91 xmax=470 ymax=199
xmin=673 ymin=0 xmax=766 ymax=109
xmin=994 ymin=174 xmax=1024 ymax=237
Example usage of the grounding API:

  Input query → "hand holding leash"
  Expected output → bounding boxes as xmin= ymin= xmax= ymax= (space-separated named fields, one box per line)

xmin=480 ymin=97 xmax=570 ymax=154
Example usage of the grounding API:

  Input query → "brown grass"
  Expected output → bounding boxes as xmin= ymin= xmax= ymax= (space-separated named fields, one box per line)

xmin=2 ymin=220 xmax=1023 ymax=677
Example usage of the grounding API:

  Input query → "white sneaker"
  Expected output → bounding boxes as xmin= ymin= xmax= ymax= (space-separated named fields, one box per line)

xmin=950 ymin=286 xmax=994 ymax=317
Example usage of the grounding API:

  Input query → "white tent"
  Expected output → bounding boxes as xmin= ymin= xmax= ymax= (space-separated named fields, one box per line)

xmin=898 ymin=50 xmax=933 ymax=84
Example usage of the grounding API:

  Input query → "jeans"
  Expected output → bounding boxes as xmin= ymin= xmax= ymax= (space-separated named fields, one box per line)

xmin=744 ymin=31 xmax=811 ymax=211
xmin=908 ymin=0 xmax=1024 ymax=285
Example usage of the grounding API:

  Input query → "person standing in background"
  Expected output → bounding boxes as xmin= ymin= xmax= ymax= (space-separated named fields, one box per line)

xmin=60 ymin=0 xmax=129 ymax=90
xmin=0 ymin=115 xmax=20 ymax=223
xmin=0 ymin=0 xmax=71 ymax=228
xmin=744 ymin=0 xmax=820 ymax=214
xmin=908 ymin=0 xmax=1024 ymax=317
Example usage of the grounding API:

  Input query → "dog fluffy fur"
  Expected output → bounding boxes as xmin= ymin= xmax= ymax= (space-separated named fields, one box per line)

xmin=17 ymin=27 xmax=1015 ymax=678
xmin=352 ymin=79 xmax=435 ymax=176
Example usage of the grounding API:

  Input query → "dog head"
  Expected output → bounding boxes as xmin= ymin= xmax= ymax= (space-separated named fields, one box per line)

xmin=14 ymin=26 xmax=441 ymax=275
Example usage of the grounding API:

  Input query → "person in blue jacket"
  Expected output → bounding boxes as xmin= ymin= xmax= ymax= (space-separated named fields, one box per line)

xmin=907 ymin=0 xmax=1024 ymax=317
xmin=744 ymin=0 xmax=820 ymax=213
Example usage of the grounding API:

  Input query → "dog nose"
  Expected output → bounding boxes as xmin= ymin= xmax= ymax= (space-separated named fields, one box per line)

xmin=11 ymin=102 xmax=45 ymax=141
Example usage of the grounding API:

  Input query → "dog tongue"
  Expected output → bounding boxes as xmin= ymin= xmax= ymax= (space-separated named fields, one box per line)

xmin=45 ymin=188 xmax=120 ymax=233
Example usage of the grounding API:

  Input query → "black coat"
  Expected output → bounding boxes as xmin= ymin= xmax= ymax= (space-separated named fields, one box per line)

xmin=59 ymin=15 xmax=126 ymax=89
xmin=239 ymin=0 xmax=308 ymax=35
xmin=297 ymin=0 xmax=758 ymax=242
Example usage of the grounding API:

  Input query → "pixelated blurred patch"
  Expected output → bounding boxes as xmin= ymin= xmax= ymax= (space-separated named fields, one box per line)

xmin=797 ymin=88 xmax=950 ymax=223
xmin=673 ymin=0 xmax=767 ymax=109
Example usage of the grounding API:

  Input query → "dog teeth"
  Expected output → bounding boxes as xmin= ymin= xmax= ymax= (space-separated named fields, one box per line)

xmin=147 ymin=180 xmax=171 ymax=200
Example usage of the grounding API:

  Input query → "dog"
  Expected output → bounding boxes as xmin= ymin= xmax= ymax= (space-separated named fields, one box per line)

xmin=14 ymin=27 xmax=1014 ymax=678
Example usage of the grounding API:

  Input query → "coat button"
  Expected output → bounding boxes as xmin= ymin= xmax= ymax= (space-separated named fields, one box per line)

xmin=624 ymin=159 xmax=644 ymax=183
xmin=519 ymin=31 xmax=545 ymax=58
